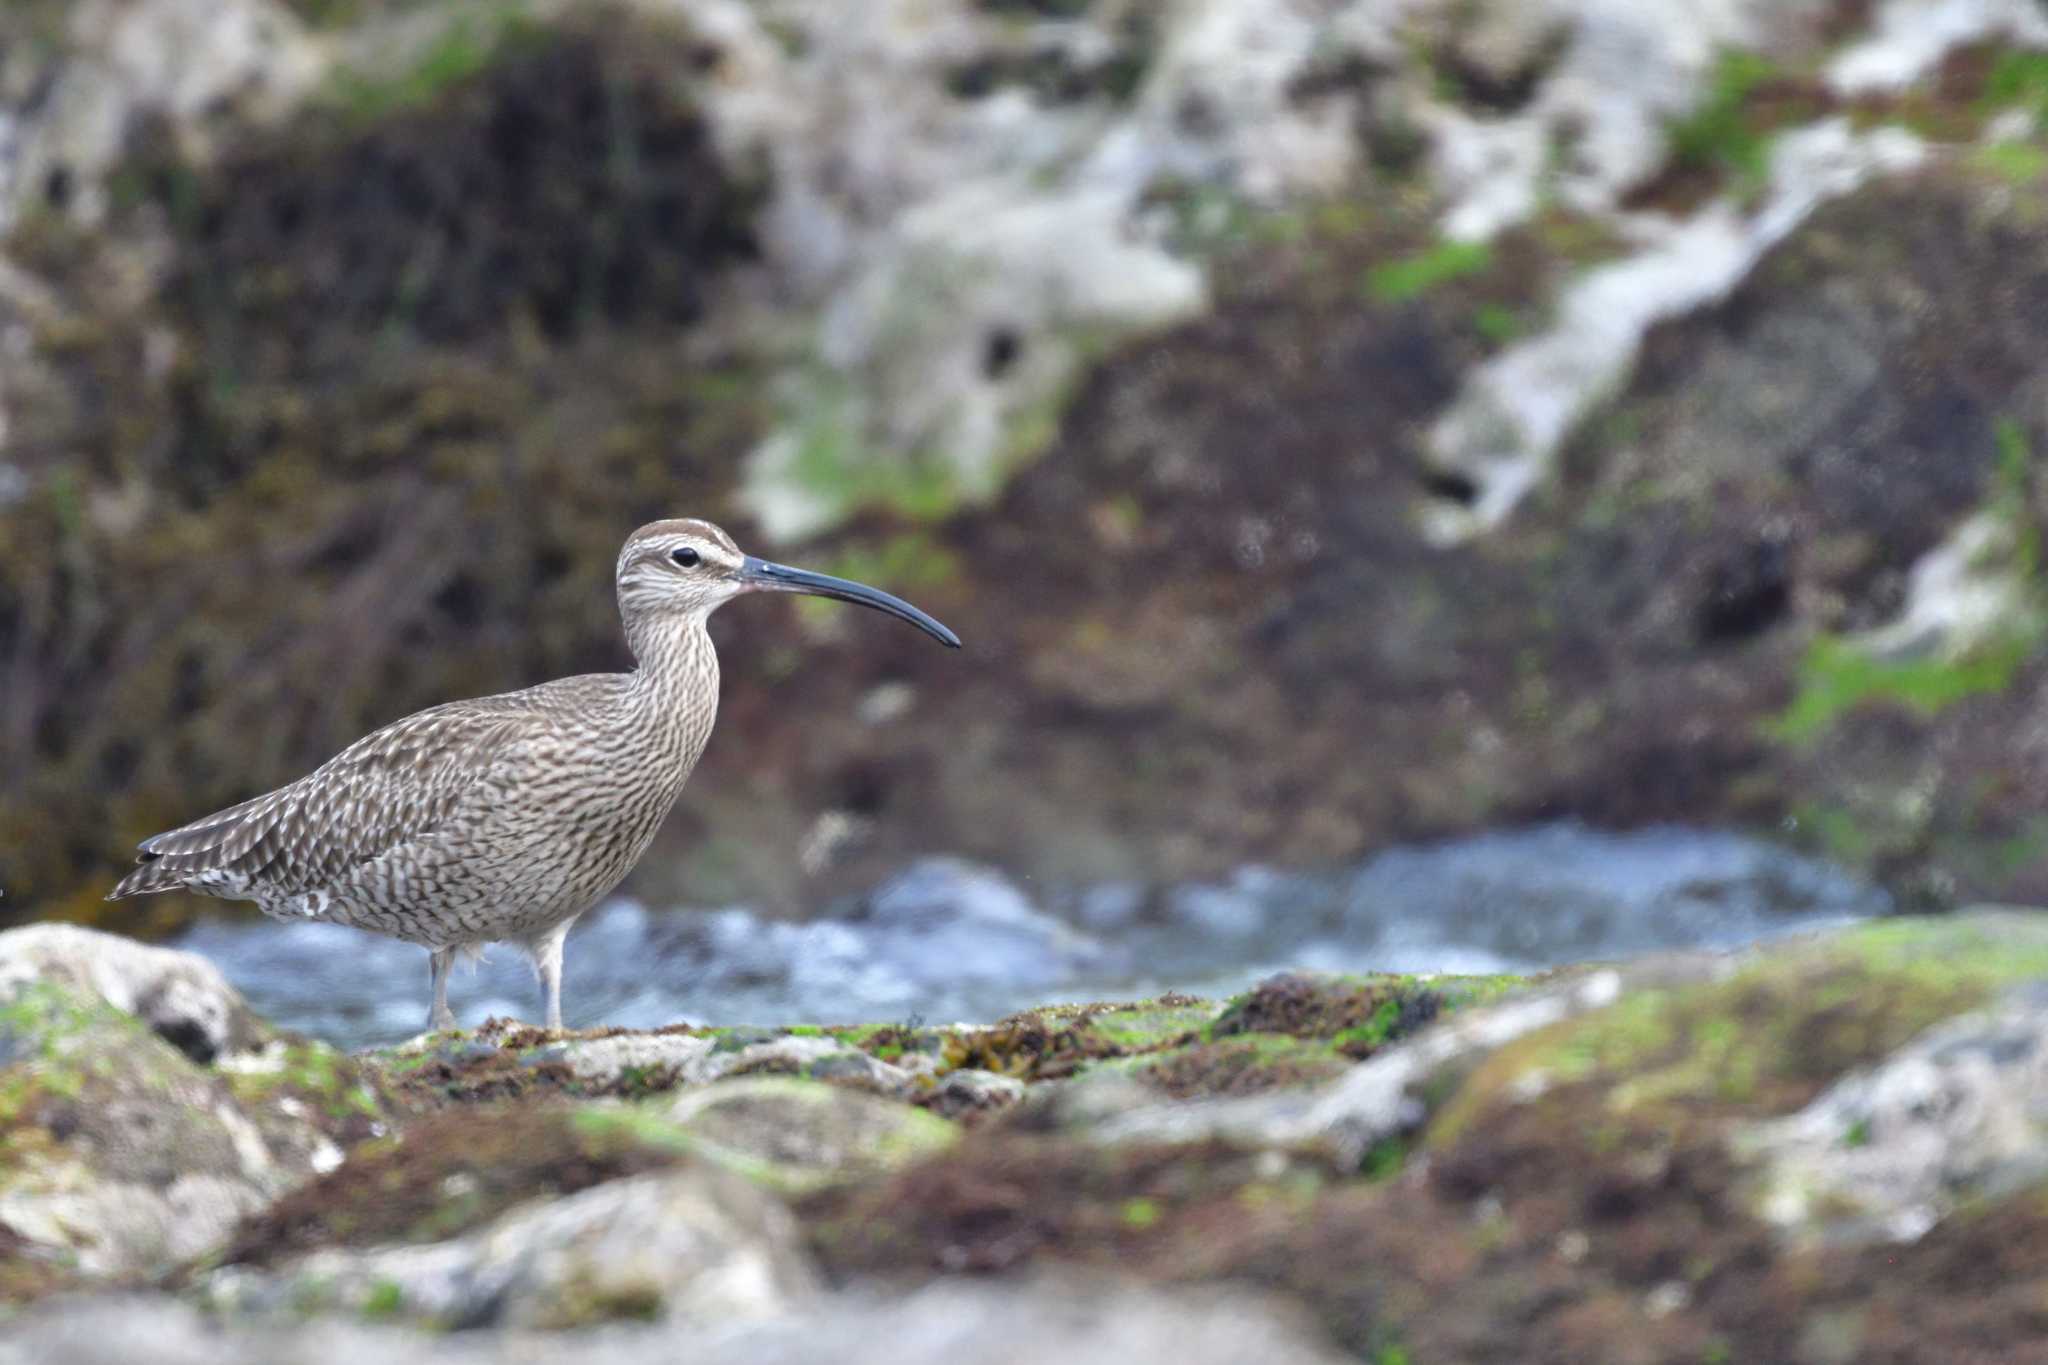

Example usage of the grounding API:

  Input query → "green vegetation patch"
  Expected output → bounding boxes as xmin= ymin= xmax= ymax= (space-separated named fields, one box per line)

xmin=1981 ymin=48 xmax=2048 ymax=124
xmin=934 ymin=993 xmax=1232 ymax=1081
xmin=222 ymin=1037 xmax=387 ymax=1132
xmin=1211 ymin=971 xmax=1524 ymax=1059
xmin=1137 ymin=1034 xmax=1353 ymax=1100
xmin=322 ymin=9 xmax=543 ymax=127
xmin=1768 ymin=631 xmax=2033 ymax=744
xmin=1435 ymin=914 xmax=2048 ymax=1146
xmin=1365 ymin=240 xmax=1495 ymax=304
xmin=1667 ymin=51 xmax=1780 ymax=190
xmin=1972 ymin=139 xmax=2048 ymax=185
xmin=1770 ymin=418 xmax=2043 ymax=744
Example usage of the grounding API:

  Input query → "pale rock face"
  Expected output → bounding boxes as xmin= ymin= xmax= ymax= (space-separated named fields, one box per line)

xmin=1829 ymin=0 xmax=2048 ymax=94
xmin=0 ymin=0 xmax=320 ymax=233
xmin=0 ymin=1278 xmax=1355 ymax=1365
xmin=1420 ymin=121 xmax=1927 ymax=543
xmin=201 ymin=1163 xmax=821 ymax=1329
xmin=0 ymin=921 xmax=264 ymax=1061
xmin=1742 ymin=982 xmax=2048 ymax=1246
xmin=0 ymin=0 xmax=2021 ymax=545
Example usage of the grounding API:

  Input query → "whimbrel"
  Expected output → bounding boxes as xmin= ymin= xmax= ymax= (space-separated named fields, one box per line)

xmin=108 ymin=519 xmax=960 ymax=1033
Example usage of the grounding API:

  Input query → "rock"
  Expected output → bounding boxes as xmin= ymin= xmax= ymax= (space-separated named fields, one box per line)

xmin=920 ymin=1067 xmax=1027 ymax=1122
xmin=663 ymin=1077 xmax=958 ymax=1191
xmin=0 ymin=0 xmax=322 ymax=232
xmin=526 ymin=1031 xmax=922 ymax=1099
xmin=1083 ymin=962 xmax=1635 ymax=1164
xmin=202 ymin=1162 xmax=818 ymax=1330
xmin=0 ymin=922 xmax=266 ymax=1062
xmin=1423 ymin=120 xmax=1927 ymax=538
xmin=0 ymin=1277 xmax=1349 ymax=1363
xmin=1741 ymin=978 xmax=2048 ymax=1245
xmin=0 ymin=975 xmax=381 ymax=1279
xmin=681 ymin=1274 xmax=1352 ymax=1364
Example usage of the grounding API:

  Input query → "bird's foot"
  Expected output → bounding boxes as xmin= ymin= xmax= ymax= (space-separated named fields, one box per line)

xmin=428 ymin=1006 xmax=458 ymax=1034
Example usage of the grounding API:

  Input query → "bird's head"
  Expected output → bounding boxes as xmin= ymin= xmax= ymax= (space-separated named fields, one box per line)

xmin=615 ymin=518 xmax=961 ymax=650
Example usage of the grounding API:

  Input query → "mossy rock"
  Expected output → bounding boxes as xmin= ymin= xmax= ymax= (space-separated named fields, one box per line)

xmin=1210 ymin=970 xmax=1526 ymax=1059
xmin=1433 ymin=912 xmax=2048 ymax=1146
xmin=663 ymin=1076 xmax=959 ymax=1193
xmin=204 ymin=1101 xmax=701 ymax=1273
xmin=1134 ymin=1034 xmax=1354 ymax=1100
xmin=0 ymin=980 xmax=382 ymax=1280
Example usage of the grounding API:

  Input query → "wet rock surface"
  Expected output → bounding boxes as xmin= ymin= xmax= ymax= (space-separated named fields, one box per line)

xmin=9 ymin=917 xmax=2048 ymax=1361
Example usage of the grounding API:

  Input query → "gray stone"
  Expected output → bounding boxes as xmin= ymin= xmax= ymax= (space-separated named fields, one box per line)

xmin=524 ymin=1031 xmax=922 ymax=1098
xmin=684 ymin=1274 xmax=1353 ymax=1365
xmin=663 ymin=1076 xmax=957 ymax=1190
xmin=0 ymin=922 xmax=267 ymax=1062
xmin=3 ymin=1277 xmax=1349 ymax=1364
xmin=922 ymin=1067 xmax=1027 ymax=1121
xmin=0 ymin=977 xmax=372 ymax=1279
xmin=1083 ymin=960 xmax=1696 ymax=1165
xmin=0 ymin=0 xmax=321 ymax=233
xmin=201 ymin=1162 xmax=818 ymax=1330
xmin=1742 ymin=982 xmax=2048 ymax=1245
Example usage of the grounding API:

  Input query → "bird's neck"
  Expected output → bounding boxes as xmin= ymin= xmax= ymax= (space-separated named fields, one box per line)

xmin=624 ymin=613 xmax=721 ymax=756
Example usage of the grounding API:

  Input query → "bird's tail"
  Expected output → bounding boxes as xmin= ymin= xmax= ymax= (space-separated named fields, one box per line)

xmin=106 ymin=857 xmax=182 ymax=900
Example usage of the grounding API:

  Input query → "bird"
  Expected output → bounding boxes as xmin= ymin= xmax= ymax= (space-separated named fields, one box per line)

xmin=107 ymin=518 xmax=960 ymax=1034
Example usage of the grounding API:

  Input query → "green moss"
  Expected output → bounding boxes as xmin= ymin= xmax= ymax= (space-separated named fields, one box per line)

xmin=1136 ymin=1033 xmax=1352 ymax=1100
xmin=783 ymin=376 xmax=964 ymax=527
xmin=1360 ymin=1138 xmax=1407 ymax=1181
xmin=222 ymin=1038 xmax=384 ymax=1123
xmin=1788 ymin=801 xmax=1877 ymax=866
xmin=1767 ymin=632 xmax=2031 ymax=744
xmin=1119 ymin=1196 xmax=1161 ymax=1228
xmin=1973 ymin=140 xmax=2048 ymax=185
xmin=1473 ymin=302 xmax=1525 ymax=345
xmin=1436 ymin=915 xmax=2048 ymax=1144
xmin=1209 ymin=971 xmax=1525 ymax=1056
xmin=1768 ymin=419 xmax=2044 ymax=744
xmin=567 ymin=1103 xmax=701 ymax=1156
xmin=1365 ymin=240 xmax=1494 ymax=304
xmin=1666 ymin=51 xmax=1778 ymax=193
xmin=1981 ymin=49 xmax=2048 ymax=124
xmin=1330 ymin=998 xmax=1410 ymax=1053
xmin=324 ymin=9 xmax=537 ymax=127
xmin=359 ymin=1277 xmax=404 ymax=1320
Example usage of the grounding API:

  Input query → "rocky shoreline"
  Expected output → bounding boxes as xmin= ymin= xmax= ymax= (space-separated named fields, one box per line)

xmin=7 ymin=911 xmax=2048 ymax=1361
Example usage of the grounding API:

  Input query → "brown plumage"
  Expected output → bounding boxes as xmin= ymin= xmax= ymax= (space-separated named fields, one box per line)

xmin=108 ymin=518 xmax=960 ymax=1032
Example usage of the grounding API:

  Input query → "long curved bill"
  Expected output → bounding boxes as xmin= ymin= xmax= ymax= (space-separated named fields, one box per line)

xmin=741 ymin=556 xmax=962 ymax=648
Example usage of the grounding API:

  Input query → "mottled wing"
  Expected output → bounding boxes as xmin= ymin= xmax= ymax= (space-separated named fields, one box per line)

xmin=109 ymin=701 xmax=532 ymax=900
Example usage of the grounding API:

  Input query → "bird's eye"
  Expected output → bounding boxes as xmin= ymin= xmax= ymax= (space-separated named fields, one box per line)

xmin=671 ymin=547 xmax=701 ymax=568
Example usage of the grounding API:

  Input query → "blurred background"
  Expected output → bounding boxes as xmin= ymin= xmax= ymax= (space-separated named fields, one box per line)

xmin=4 ymin=0 xmax=2047 ymax=1041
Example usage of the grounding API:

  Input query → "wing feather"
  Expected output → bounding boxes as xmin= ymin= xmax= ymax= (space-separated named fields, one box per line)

xmin=109 ymin=701 xmax=533 ymax=900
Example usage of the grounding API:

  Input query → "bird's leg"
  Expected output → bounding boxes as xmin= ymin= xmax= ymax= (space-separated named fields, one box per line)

xmin=529 ymin=921 xmax=571 ymax=1033
xmin=427 ymin=947 xmax=457 ymax=1033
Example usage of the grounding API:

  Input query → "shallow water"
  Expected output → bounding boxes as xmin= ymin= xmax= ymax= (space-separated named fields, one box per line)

xmin=176 ymin=822 xmax=1890 ymax=1050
